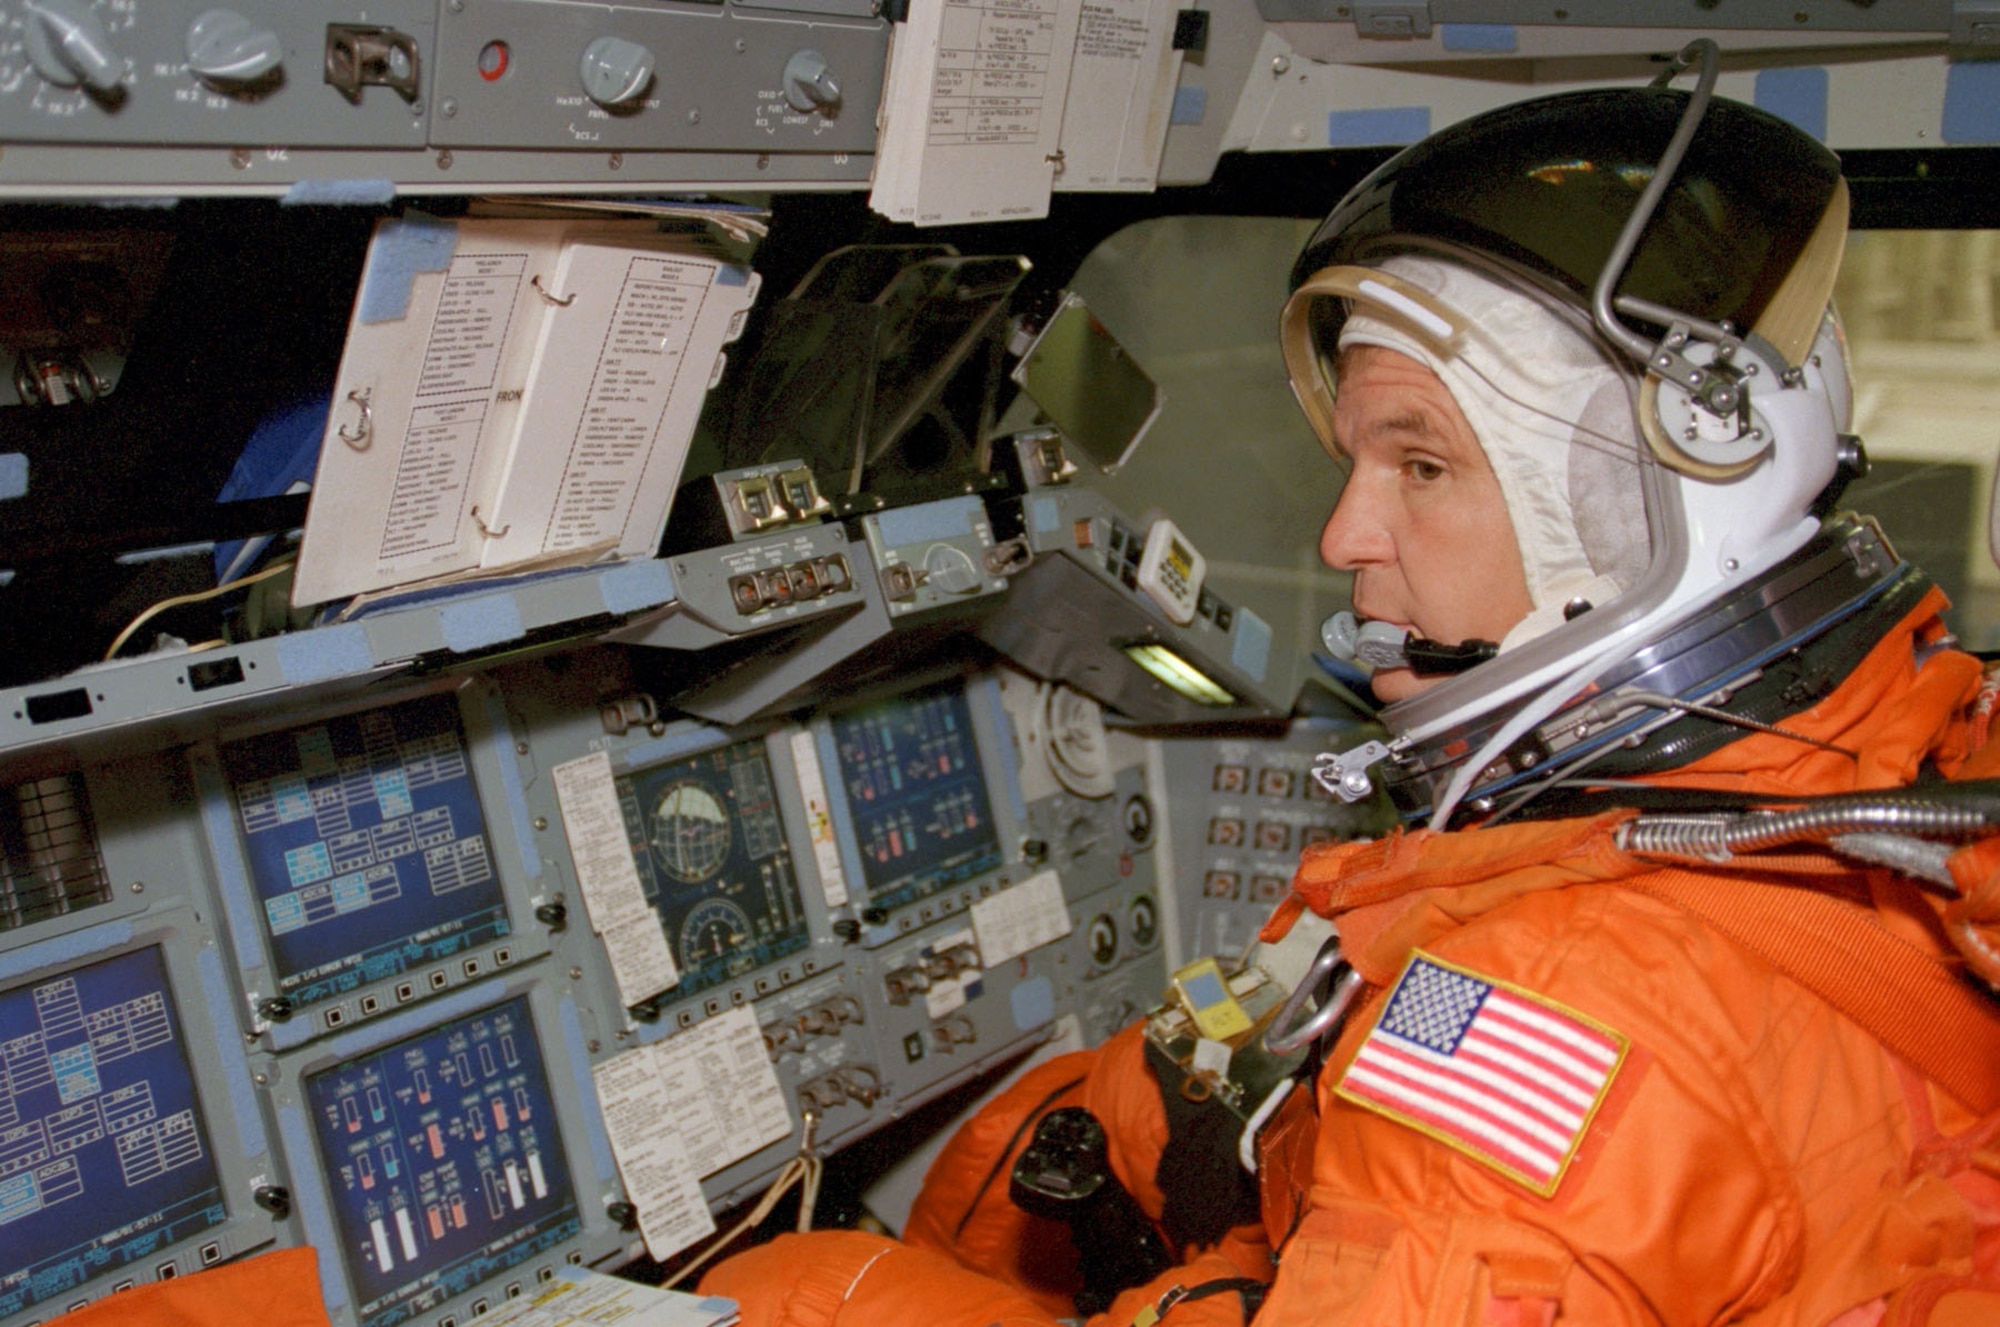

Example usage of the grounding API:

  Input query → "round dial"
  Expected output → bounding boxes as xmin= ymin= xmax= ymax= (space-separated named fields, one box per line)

xmin=782 ymin=49 xmax=841 ymax=114
xmin=24 ymin=0 xmax=122 ymax=93
xmin=185 ymin=9 xmax=282 ymax=85
xmin=1086 ymin=914 xmax=1118 ymax=969
xmin=650 ymin=781 xmax=731 ymax=882
xmin=1122 ymin=794 xmax=1154 ymax=847
xmin=923 ymin=543 xmax=982 ymax=595
xmin=580 ymin=35 xmax=655 ymax=108
xmin=1128 ymin=894 xmax=1158 ymax=949
xmin=679 ymin=897 xmax=755 ymax=968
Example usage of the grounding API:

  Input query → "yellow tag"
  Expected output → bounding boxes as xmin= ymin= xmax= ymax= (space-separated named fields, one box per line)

xmin=1172 ymin=957 xmax=1253 ymax=1041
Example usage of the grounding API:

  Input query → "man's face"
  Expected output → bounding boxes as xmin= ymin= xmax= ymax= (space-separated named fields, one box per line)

xmin=1321 ymin=344 xmax=1533 ymax=704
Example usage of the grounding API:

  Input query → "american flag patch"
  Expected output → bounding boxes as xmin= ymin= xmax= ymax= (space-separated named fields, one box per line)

xmin=1335 ymin=952 xmax=1626 ymax=1196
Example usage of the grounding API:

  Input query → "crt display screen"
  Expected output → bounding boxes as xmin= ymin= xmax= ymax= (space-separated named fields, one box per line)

xmin=829 ymin=684 xmax=1003 ymax=914
xmin=305 ymin=995 xmax=579 ymax=1327
xmin=615 ymin=737 xmax=810 ymax=1002
xmin=221 ymin=694 xmax=510 ymax=1007
xmin=0 ymin=946 xmax=226 ymax=1318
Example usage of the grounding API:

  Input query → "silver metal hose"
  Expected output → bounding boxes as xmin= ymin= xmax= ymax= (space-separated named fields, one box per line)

xmin=1618 ymin=797 xmax=1991 ymax=868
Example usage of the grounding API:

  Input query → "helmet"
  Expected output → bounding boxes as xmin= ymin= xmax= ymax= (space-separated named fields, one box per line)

xmin=1285 ymin=44 xmax=1916 ymax=827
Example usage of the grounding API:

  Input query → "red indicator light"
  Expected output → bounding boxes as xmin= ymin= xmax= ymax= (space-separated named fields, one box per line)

xmin=478 ymin=40 xmax=509 ymax=81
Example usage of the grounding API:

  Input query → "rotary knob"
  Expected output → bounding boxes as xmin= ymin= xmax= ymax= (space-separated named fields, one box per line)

xmin=23 ymin=0 xmax=122 ymax=94
xmin=782 ymin=48 xmax=840 ymax=114
xmin=579 ymin=35 xmax=654 ymax=108
xmin=185 ymin=10 xmax=283 ymax=85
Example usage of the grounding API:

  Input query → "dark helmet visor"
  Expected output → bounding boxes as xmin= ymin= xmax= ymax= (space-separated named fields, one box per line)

xmin=1289 ymin=87 xmax=1843 ymax=357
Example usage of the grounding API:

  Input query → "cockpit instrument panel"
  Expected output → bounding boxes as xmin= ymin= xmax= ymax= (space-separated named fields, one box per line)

xmin=301 ymin=994 xmax=579 ymax=1327
xmin=0 ymin=945 xmax=226 ymax=1319
xmin=219 ymin=694 xmax=509 ymax=1015
xmin=827 ymin=683 xmax=1005 ymax=919
xmin=196 ymin=681 xmax=557 ymax=1049
xmin=615 ymin=737 xmax=810 ymax=1006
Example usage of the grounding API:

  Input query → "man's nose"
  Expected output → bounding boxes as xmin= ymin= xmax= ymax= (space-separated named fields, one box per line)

xmin=1320 ymin=481 xmax=1391 ymax=570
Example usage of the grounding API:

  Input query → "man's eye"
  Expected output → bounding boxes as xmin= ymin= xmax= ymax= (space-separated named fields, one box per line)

xmin=1404 ymin=458 xmax=1445 ymax=482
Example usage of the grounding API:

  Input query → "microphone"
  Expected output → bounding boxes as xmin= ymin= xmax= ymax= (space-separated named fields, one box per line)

xmin=1319 ymin=611 xmax=1498 ymax=676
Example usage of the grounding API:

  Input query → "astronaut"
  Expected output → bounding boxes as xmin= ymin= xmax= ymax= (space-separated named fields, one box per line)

xmin=703 ymin=48 xmax=2000 ymax=1326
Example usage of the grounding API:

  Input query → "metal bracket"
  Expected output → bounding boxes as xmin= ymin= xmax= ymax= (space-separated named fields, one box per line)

xmin=1312 ymin=739 xmax=1393 ymax=803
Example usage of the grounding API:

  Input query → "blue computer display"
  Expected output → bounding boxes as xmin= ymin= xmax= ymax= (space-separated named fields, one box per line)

xmin=0 ymin=946 xmax=226 ymax=1318
xmin=830 ymin=684 xmax=1003 ymax=914
xmin=221 ymin=694 xmax=510 ymax=1007
xmin=616 ymin=738 xmax=810 ymax=1002
xmin=305 ymin=995 xmax=579 ymax=1327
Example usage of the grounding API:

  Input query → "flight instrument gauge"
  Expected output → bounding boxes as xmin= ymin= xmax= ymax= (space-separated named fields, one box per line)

xmin=679 ymin=897 xmax=756 ymax=969
xmin=651 ymin=781 xmax=732 ymax=881
xmin=615 ymin=738 xmax=812 ymax=1008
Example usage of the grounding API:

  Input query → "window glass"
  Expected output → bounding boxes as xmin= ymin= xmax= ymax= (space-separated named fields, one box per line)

xmin=1835 ymin=231 xmax=2000 ymax=649
xmin=1047 ymin=216 xmax=1350 ymax=688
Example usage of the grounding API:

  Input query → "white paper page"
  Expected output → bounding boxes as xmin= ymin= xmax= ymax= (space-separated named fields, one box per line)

xmin=1053 ymin=0 xmax=1184 ymax=191
xmin=593 ymin=1047 xmax=718 ymax=1261
xmin=971 ymin=868 xmax=1072 ymax=964
xmin=868 ymin=9 xmax=945 ymax=221
xmin=656 ymin=1005 xmax=793 ymax=1177
xmin=478 ymin=1265 xmax=737 ymax=1327
xmin=483 ymin=241 xmax=759 ymax=566
xmin=906 ymin=0 xmax=1088 ymax=224
xmin=552 ymin=751 xmax=680 ymax=1005
xmin=788 ymin=730 xmax=849 ymax=908
xmin=294 ymin=223 xmax=553 ymax=605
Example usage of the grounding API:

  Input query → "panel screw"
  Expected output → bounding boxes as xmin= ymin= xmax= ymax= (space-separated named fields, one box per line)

xmin=533 ymin=816 xmax=547 ymax=831
xmin=229 ymin=148 xmax=251 ymax=170
xmin=436 ymin=149 xmax=454 ymax=170
xmin=440 ymin=98 xmax=457 ymax=117
xmin=608 ymin=152 xmax=623 ymax=171
xmin=130 ymin=881 xmax=144 ymax=893
xmin=516 ymin=740 xmax=529 ymax=755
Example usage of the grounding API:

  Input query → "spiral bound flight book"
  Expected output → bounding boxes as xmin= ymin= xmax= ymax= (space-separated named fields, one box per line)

xmin=292 ymin=214 xmax=760 ymax=607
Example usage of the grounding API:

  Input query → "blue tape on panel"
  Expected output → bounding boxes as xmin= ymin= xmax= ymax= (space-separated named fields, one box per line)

xmin=0 ymin=452 xmax=26 ymax=500
xmin=1232 ymin=606 xmax=1273 ymax=682
xmin=268 ymin=1011 xmax=313 ymax=1051
xmin=620 ymin=725 xmax=727 ymax=771
xmin=1944 ymin=61 xmax=2000 ymax=144
xmin=278 ymin=1104 xmax=349 ymax=1312
xmin=1440 ymin=23 xmax=1515 ymax=52
xmin=441 ymin=594 xmax=526 ymax=653
xmin=1171 ymin=86 xmax=1207 ymax=125
xmin=1327 ymin=107 xmax=1431 ymax=147
xmin=873 ymin=495 xmax=983 ymax=549
xmin=200 ymin=948 xmax=268 ymax=1159
xmin=717 ymin=264 xmax=751 ymax=287
xmin=197 ymin=762 xmax=273 ymax=988
xmin=1754 ymin=67 xmax=1829 ymax=142
xmin=282 ymin=179 xmax=398 ymax=207
xmin=357 ymin=213 xmax=459 ymax=324
xmin=276 ymin=623 xmax=372 ymax=685
xmin=1011 ymin=975 xmax=1055 ymax=1030
xmin=972 ymin=674 xmax=1027 ymax=824
xmin=560 ymin=998 xmax=616 ymax=1184
xmin=482 ymin=692 xmax=543 ymax=882
xmin=0 ymin=918 xmax=133 ymax=982
xmin=700 ymin=1298 xmax=740 ymax=1317
xmin=599 ymin=558 xmax=677 ymax=615
xmin=1030 ymin=495 xmax=1061 ymax=535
